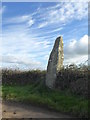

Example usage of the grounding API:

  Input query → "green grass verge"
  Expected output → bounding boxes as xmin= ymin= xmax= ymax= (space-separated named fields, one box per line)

xmin=2 ymin=84 xmax=88 ymax=118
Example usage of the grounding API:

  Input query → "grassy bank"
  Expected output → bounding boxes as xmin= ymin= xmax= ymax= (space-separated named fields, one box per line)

xmin=2 ymin=67 xmax=88 ymax=98
xmin=2 ymin=83 xmax=88 ymax=118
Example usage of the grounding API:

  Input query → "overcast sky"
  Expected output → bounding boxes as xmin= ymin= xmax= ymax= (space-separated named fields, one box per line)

xmin=0 ymin=2 xmax=88 ymax=70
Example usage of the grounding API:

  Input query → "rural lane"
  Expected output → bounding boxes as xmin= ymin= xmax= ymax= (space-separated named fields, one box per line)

xmin=2 ymin=101 xmax=71 ymax=118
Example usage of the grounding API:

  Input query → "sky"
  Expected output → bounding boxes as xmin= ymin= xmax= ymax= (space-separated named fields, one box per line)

xmin=0 ymin=2 xmax=88 ymax=70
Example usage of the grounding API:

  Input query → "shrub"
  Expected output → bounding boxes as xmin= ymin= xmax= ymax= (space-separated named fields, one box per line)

xmin=55 ymin=65 xmax=88 ymax=98
xmin=2 ymin=69 xmax=46 ymax=86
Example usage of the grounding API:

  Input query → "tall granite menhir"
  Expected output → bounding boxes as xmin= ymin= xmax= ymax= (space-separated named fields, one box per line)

xmin=46 ymin=36 xmax=64 ymax=88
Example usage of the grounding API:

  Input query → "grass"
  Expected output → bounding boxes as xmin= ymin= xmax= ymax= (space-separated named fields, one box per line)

xmin=2 ymin=83 xmax=88 ymax=118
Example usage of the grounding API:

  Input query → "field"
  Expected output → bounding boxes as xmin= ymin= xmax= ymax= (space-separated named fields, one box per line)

xmin=2 ymin=66 xmax=89 ymax=118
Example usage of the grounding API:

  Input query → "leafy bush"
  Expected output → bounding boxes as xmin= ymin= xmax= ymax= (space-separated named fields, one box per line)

xmin=55 ymin=64 xmax=88 ymax=98
xmin=2 ymin=69 xmax=46 ymax=85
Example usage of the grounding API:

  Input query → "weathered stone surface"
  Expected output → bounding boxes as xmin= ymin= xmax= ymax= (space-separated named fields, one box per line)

xmin=46 ymin=36 xmax=64 ymax=88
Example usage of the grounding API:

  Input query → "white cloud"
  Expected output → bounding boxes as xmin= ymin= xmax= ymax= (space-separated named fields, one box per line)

xmin=1 ymin=55 xmax=42 ymax=70
xmin=27 ymin=19 xmax=35 ymax=27
xmin=1 ymin=23 xmax=51 ymax=69
xmin=37 ymin=2 xmax=88 ymax=28
xmin=3 ymin=2 xmax=88 ymax=30
xmin=79 ymin=35 xmax=88 ymax=46
xmin=51 ymin=27 xmax=63 ymax=32
xmin=5 ymin=15 xmax=29 ymax=23
xmin=2 ymin=30 xmax=49 ymax=55
xmin=64 ymin=35 xmax=88 ymax=65
xmin=64 ymin=55 xmax=88 ymax=65
xmin=38 ymin=22 xmax=48 ymax=28
xmin=3 ymin=14 xmax=35 ymax=27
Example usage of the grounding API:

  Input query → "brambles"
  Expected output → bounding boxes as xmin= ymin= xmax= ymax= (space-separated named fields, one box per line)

xmin=2 ymin=69 xmax=46 ymax=85
xmin=55 ymin=64 xmax=88 ymax=98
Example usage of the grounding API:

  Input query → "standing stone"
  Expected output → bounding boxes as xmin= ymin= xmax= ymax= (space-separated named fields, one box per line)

xmin=46 ymin=36 xmax=64 ymax=88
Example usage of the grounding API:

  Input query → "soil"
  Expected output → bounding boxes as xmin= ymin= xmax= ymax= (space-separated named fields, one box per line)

xmin=2 ymin=100 xmax=71 ymax=118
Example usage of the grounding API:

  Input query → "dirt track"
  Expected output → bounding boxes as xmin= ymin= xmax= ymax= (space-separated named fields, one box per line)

xmin=2 ymin=101 xmax=71 ymax=118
